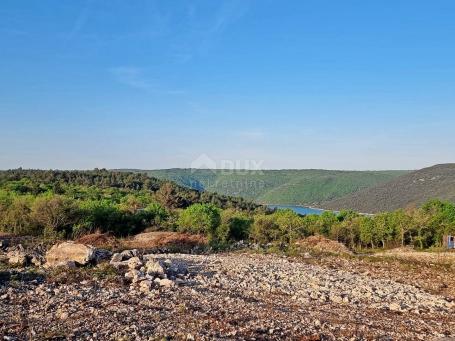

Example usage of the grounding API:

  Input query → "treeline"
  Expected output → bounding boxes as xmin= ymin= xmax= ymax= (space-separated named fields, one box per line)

xmin=1 ymin=170 xmax=455 ymax=250
xmin=175 ymin=199 xmax=455 ymax=249
xmin=0 ymin=169 xmax=262 ymax=238
xmin=253 ymin=199 xmax=455 ymax=249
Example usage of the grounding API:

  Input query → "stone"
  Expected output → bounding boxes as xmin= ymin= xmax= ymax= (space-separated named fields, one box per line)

xmin=111 ymin=253 xmax=123 ymax=263
xmin=156 ymin=278 xmax=175 ymax=288
xmin=53 ymin=260 xmax=77 ymax=268
xmin=45 ymin=242 xmax=96 ymax=267
xmin=145 ymin=260 xmax=165 ymax=276
xmin=30 ymin=252 xmax=45 ymax=266
xmin=125 ymin=269 xmax=142 ymax=281
xmin=120 ymin=249 xmax=138 ymax=260
xmin=329 ymin=295 xmax=343 ymax=304
xmin=7 ymin=245 xmax=28 ymax=266
xmin=0 ymin=238 xmax=10 ymax=250
xmin=138 ymin=280 xmax=153 ymax=293
xmin=127 ymin=257 xmax=143 ymax=270
xmin=94 ymin=249 xmax=112 ymax=263
xmin=388 ymin=302 xmax=402 ymax=312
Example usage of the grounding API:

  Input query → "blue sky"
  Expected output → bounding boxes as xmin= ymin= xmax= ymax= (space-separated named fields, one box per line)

xmin=1 ymin=0 xmax=454 ymax=170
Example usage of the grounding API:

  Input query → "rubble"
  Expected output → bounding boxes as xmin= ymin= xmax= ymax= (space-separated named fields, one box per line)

xmin=1 ymin=250 xmax=455 ymax=339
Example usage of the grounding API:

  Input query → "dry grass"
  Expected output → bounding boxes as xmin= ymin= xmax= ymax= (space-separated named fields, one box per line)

xmin=373 ymin=247 xmax=455 ymax=266
xmin=295 ymin=235 xmax=352 ymax=255
xmin=75 ymin=232 xmax=121 ymax=250
xmin=124 ymin=231 xmax=208 ymax=251
xmin=75 ymin=231 xmax=208 ymax=253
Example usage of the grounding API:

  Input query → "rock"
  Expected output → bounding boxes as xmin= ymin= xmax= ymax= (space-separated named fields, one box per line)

xmin=7 ymin=245 xmax=28 ymax=266
xmin=0 ymin=238 xmax=10 ymax=250
xmin=111 ymin=253 xmax=123 ymax=263
xmin=94 ymin=249 xmax=112 ymax=263
xmin=45 ymin=242 xmax=96 ymax=267
xmin=329 ymin=295 xmax=343 ymax=304
xmin=120 ymin=249 xmax=138 ymax=260
xmin=145 ymin=260 xmax=165 ymax=277
xmin=155 ymin=278 xmax=175 ymax=288
xmin=388 ymin=302 xmax=402 ymax=312
xmin=125 ymin=269 xmax=142 ymax=282
xmin=127 ymin=257 xmax=143 ymax=270
xmin=29 ymin=251 xmax=45 ymax=266
xmin=53 ymin=260 xmax=77 ymax=268
xmin=138 ymin=280 xmax=153 ymax=293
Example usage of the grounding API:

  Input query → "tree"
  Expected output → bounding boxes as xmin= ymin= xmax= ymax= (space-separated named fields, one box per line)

xmin=156 ymin=182 xmax=187 ymax=208
xmin=31 ymin=195 xmax=79 ymax=238
xmin=217 ymin=209 xmax=253 ymax=242
xmin=144 ymin=202 xmax=169 ymax=225
xmin=77 ymin=199 xmax=123 ymax=235
xmin=0 ymin=195 xmax=36 ymax=235
xmin=274 ymin=209 xmax=305 ymax=243
xmin=177 ymin=203 xmax=221 ymax=236
xmin=389 ymin=210 xmax=412 ymax=246
xmin=250 ymin=214 xmax=280 ymax=244
xmin=359 ymin=216 xmax=376 ymax=248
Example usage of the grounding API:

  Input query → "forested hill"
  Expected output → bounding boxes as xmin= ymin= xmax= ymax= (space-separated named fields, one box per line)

xmin=322 ymin=164 xmax=455 ymax=213
xmin=0 ymin=169 xmax=260 ymax=211
xmin=117 ymin=169 xmax=409 ymax=205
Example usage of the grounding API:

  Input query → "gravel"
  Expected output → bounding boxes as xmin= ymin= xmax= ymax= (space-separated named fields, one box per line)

xmin=1 ymin=252 xmax=455 ymax=340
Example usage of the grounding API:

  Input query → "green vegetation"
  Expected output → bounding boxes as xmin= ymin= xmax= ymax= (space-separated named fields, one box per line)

xmin=0 ymin=169 xmax=261 ymax=239
xmin=323 ymin=163 xmax=455 ymax=213
xmin=249 ymin=200 xmax=455 ymax=250
xmin=177 ymin=203 xmax=221 ymax=236
xmin=1 ymin=169 xmax=455 ymax=251
xmin=120 ymin=168 xmax=409 ymax=205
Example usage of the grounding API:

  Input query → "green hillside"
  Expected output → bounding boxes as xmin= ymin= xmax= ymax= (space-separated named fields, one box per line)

xmin=322 ymin=164 xmax=455 ymax=213
xmin=119 ymin=169 xmax=409 ymax=205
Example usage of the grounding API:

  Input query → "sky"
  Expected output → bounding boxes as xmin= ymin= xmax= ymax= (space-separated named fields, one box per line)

xmin=1 ymin=0 xmax=454 ymax=170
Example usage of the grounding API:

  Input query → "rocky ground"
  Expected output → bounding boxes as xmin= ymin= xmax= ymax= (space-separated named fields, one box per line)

xmin=1 ymin=247 xmax=455 ymax=340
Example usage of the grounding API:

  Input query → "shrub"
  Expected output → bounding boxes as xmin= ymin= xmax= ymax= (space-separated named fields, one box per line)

xmin=250 ymin=214 xmax=280 ymax=244
xmin=0 ymin=195 xmax=37 ymax=235
xmin=31 ymin=195 xmax=79 ymax=238
xmin=177 ymin=203 xmax=221 ymax=236
xmin=216 ymin=209 xmax=253 ymax=243
xmin=144 ymin=202 xmax=169 ymax=225
xmin=77 ymin=200 xmax=124 ymax=235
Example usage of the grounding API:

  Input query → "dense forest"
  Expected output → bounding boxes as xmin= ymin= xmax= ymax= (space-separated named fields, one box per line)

xmin=1 ymin=169 xmax=455 ymax=250
xmin=120 ymin=168 xmax=408 ymax=205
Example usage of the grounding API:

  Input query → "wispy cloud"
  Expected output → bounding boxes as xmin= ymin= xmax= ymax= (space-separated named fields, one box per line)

xmin=209 ymin=0 xmax=250 ymax=35
xmin=65 ymin=0 xmax=92 ymax=41
xmin=109 ymin=66 xmax=184 ymax=95
xmin=172 ymin=0 xmax=251 ymax=63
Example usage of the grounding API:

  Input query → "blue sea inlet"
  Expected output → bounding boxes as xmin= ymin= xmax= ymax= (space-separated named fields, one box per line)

xmin=268 ymin=205 xmax=324 ymax=216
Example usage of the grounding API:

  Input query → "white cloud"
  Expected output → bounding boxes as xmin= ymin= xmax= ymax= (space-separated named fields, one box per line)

xmin=109 ymin=66 xmax=185 ymax=95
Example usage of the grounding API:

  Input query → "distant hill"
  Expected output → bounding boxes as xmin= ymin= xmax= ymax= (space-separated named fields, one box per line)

xmin=117 ymin=169 xmax=409 ymax=205
xmin=322 ymin=164 xmax=455 ymax=213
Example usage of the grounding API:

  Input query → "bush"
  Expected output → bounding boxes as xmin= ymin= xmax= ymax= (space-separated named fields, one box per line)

xmin=77 ymin=200 xmax=124 ymax=236
xmin=0 ymin=195 xmax=37 ymax=235
xmin=250 ymin=214 xmax=281 ymax=244
xmin=144 ymin=202 xmax=169 ymax=225
xmin=31 ymin=195 xmax=79 ymax=238
xmin=177 ymin=203 xmax=221 ymax=237
xmin=215 ymin=209 xmax=253 ymax=243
